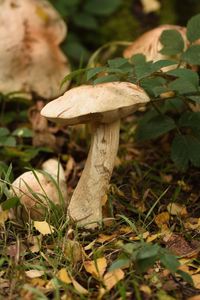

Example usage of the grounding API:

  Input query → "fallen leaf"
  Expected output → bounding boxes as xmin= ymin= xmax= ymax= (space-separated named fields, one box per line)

xmin=140 ymin=284 xmax=152 ymax=295
xmin=141 ymin=0 xmax=161 ymax=13
xmin=71 ymin=277 xmax=88 ymax=295
xmin=192 ymin=274 xmax=200 ymax=289
xmin=84 ymin=239 xmax=96 ymax=250
xmin=64 ymin=240 xmax=82 ymax=264
xmin=97 ymin=233 xmax=117 ymax=243
xmin=34 ymin=221 xmax=55 ymax=235
xmin=165 ymin=234 xmax=200 ymax=257
xmin=130 ymin=231 xmax=149 ymax=241
xmin=57 ymin=268 xmax=71 ymax=284
xmin=25 ymin=270 xmax=44 ymax=278
xmin=27 ymin=235 xmax=42 ymax=253
xmin=154 ymin=212 xmax=170 ymax=227
xmin=99 ymin=269 xmax=124 ymax=298
xmin=0 ymin=210 xmax=9 ymax=225
xmin=30 ymin=278 xmax=46 ymax=287
xmin=84 ymin=257 xmax=107 ymax=278
xmin=187 ymin=296 xmax=200 ymax=300
xmin=167 ymin=203 xmax=187 ymax=216
xmin=184 ymin=218 xmax=200 ymax=231
xmin=147 ymin=233 xmax=162 ymax=243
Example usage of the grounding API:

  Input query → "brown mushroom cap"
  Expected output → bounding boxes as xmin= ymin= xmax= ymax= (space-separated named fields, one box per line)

xmin=41 ymin=82 xmax=150 ymax=125
xmin=123 ymin=25 xmax=187 ymax=61
xmin=0 ymin=0 xmax=70 ymax=99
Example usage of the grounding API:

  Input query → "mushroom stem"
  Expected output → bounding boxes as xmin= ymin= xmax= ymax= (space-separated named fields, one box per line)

xmin=68 ymin=120 xmax=120 ymax=228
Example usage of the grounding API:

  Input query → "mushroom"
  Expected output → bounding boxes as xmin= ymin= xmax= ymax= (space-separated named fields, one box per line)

xmin=123 ymin=25 xmax=187 ymax=67
xmin=0 ymin=0 xmax=70 ymax=99
xmin=11 ymin=159 xmax=68 ymax=221
xmin=41 ymin=82 xmax=150 ymax=228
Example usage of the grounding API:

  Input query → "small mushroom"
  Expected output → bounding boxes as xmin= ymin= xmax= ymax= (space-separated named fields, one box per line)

xmin=11 ymin=159 xmax=68 ymax=221
xmin=0 ymin=0 xmax=70 ymax=99
xmin=41 ymin=82 xmax=150 ymax=228
xmin=123 ymin=25 xmax=187 ymax=66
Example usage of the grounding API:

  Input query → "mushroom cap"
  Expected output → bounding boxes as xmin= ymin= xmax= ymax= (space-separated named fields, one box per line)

xmin=41 ymin=82 xmax=150 ymax=125
xmin=123 ymin=25 xmax=187 ymax=61
xmin=11 ymin=170 xmax=68 ymax=220
xmin=0 ymin=0 xmax=70 ymax=99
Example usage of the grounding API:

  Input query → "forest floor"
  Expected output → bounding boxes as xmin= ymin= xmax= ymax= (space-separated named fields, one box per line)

xmin=0 ymin=116 xmax=200 ymax=300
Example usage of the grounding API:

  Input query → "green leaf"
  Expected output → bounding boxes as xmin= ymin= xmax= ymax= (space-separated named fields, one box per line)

xmin=176 ymin=270 xmax=193 ymax=285
xmin=108 ymin=57 xmax=130 ymax=68
xmin=136 ymin=244 xmax=160 ymax=260
xmin=73 ymin=13 xmax=98 ymax=29
xmin=134 ymin=62 xmax=153 ymax=80
xmin=181 ymin=45 xmax=200 ymax=65
xmin=1 ymin=197 xmax=19 ymax=210
xmin=12 ymin=128 xmax=33 ymax=138
xmin=0 ymin=127 xmax=10 ymax=137
xmin=61 ymin=68 xmax=87 ymax=87
xmin=169 ymin=78 xmax=198 ymax=94
xmin=136 ymin=115 xmax=176 ymax=141
xmin=140 ymin=77 xmax=166 ymax=96
xmin=109 ymin=258 xmax=130 ymax=271
xmin=187 ymin=13 xmax=200 ymax=42
xmin=93 ymin=74 xmax=119 ymax=84
xmin=152 ymin=60 xmax=177 ymax=72
xmin=86 ymin=66 xmax=107 ymax=81
xmin=160 ymin=252 xmax=180 ymax=273
xmin=160 ymin=30 xmax=185 ymax=55
xmin=0 ymin=136 xmax=16 ymax=147
xmin=84 ymin=0 xmax=121 ymax=16
xmin=167 ymin=68 xmax=199 ymax=86
xmin=171 ymin=135 xmax=189 ymax=170
xmin=131 ymin=54 xmax=146 ymax=64
xmin=179 ymin=112 xmax=200 ymax=130
xmin=186 ymin=135 xmax=200 ymax=167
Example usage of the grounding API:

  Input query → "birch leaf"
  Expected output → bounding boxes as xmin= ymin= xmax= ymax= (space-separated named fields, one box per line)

xmin=34 ymin=221 xmax=55 ymax=235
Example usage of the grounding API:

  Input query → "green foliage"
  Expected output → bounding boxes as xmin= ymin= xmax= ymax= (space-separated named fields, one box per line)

xmin=65 ymin=13 xmax=200 ymax=171
xmin=109 ymin=241 xmax=193 ymax=285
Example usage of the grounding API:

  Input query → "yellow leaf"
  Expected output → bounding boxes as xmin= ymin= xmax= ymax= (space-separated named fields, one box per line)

xmin=192 ymin=274 xmax=200 ymax=289
xmin=99 ymin=269 xmax=124 ymax=298
xmin=34 ymin=221 xmax=55 ymax=235
xmin=184 ymin=218 xmax=200 ymax=230
xmin=84 ymin=257 xmax=107 ymax=278
xmin=141 ymin=0 xmax=161 ymax=13
xmin=167 ymin=203 xmax=188 ymax=216
xmin=25 ymin=270 xmax=44 ymax=278
xmin=0 ymin=210 xmax=9 ymax=225
xmin=97 ymin=233 xmax=117 ymax=243
xmin=154 ymin=212 xmax=170 ymax=227
xmin=30 ymin=278 xmax=46 ymax=287
xmin=140 ymin=284 xmax=152 ymax=295
xmin=57 ymin=268 xmax=71 ymax=284
xmin=130 ymin=231 xmax=149 ymax=241
xmin=147 ymin=233 xmax=162 ymax=243
xmin=71 ymin=277 xmax=88 ymax=295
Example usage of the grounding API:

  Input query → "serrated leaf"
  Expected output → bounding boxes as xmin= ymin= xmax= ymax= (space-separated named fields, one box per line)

xmin=134 ymin=62 xmax=153 ymax=80
xmin=84 ymin=0 xmax=121 ymax=16
xmin=160 ymin=30 xmax=185 ymax=55
xmin=140 ymin=77 xmax=166 ymax=96
xmin=169 ymin=78 xmax=198 ymax=94
xmin=136 ymin=115 xmax=176 ymax=141
xmin=167 ymin=69 xmax=199 ymax=86
xmin=187 ymin=13 xmax=200 ymax=42
xmin=181 ymin=45 xmax=200 ymax=65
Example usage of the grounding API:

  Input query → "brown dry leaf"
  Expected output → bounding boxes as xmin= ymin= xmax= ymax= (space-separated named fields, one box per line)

xmin=28 ymin=235 xmax=42 ymax=253
xmin=25 ymin=270 xmax=44 ymax=278
xmin=167 ymin=203 xmax=188 ymax=216
xmin=34 ymin=221 xmax=55 ymax=235
xmin=119 ymin=226 xmax=133 ymax=234
xmin=84 ymin=257 xmax=107 ymax=279
xmin=187 ymin=296 xmax=200 ymax=300
xmin=154 ymin=212 xmax=170 ymax=227
xmin=57 ymin=268 xmax=72 ymax=284
xmin=165 ymin=234 xmax=200 ymax=258
xmin=64 ymin=240 xmax=82 ymax=264
xmin=99 ymin=269 xmax=124 ymax=298
xmin=141 ymin=0 xmax=161 ymax=13
xmin=192 ymin=274 xmax=200 ymax=289
xmin=97 ymin=233 xmax=117 ymax=243
xmin=0 ymin=210 xmax=9 ymax=225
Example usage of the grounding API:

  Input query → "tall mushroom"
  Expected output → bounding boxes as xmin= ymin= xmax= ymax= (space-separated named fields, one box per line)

xmin=41 ymin=82 xmax=150 ymax=228
xmin=123 ymin=25 xmax=187 ymax=65
xmin=0 ymin=0 xmax=70 ymax=99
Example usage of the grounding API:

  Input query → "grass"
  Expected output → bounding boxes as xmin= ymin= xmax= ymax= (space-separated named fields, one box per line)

xmin=0 ymin=119 xmax=200 ymax=300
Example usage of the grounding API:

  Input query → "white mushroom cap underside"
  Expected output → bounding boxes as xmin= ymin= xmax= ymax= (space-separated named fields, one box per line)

xmin=41 ymin=82 xmax=150 ymax=124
